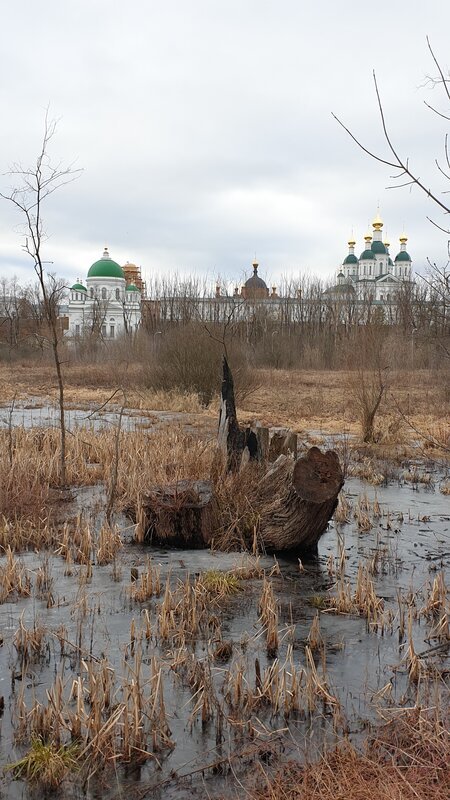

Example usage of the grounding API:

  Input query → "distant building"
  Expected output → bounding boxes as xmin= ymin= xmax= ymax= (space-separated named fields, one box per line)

xmin=64 ymin=214 xmax=415 ymax=338
xmin=150 ymin=259 xmax=286 ymax=325
xmin=325 ymin=212 xmax=413 ymax=305
xmin=66 ymin=248 xmax=142 ymax=339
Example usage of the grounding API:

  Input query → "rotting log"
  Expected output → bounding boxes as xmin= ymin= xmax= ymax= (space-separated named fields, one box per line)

xmin=268 ymin=428 xmax=298 ymax=462
xmin=137 ymin=479 xmax=217 ymax=548
xmin=256 ymin=447 xmax=344 ymax=555
xmin=133 ymin=447 xmax=343 ymax=555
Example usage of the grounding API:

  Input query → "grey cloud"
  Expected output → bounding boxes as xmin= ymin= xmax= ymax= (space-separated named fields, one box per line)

xmin=1 ymin=1 xmax=449 ymax=288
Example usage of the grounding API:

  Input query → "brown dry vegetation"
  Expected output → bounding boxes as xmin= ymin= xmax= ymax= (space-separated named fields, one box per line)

xmin=249 ymin=707 xmax=449 ymax=800
xmin=0 ymin=425 xmax=214 ymax=529
xmin=0 ymin=363 xmax=448 ymax=444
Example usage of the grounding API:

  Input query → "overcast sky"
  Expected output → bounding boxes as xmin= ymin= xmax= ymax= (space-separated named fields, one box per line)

xmin=1 ymin=1 xmax=449 ymax=291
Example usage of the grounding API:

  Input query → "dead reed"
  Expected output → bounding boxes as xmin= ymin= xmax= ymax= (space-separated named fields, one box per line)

xmin=353 ymin=493 xmax=372 ymax=532
xmin=334 ymin=491 xmax=351 ymax=524
xmin=14 ymin=613 xmax=48 ymax=662
xmin=127 ymin=557 xmax=162 ymax=602
xmin=0 ymin=548 xmax=32 ymax=602
xmin=259 ymin=577 xmax=279 ymax=658
xmin=250 ymin=706 xmax=449 ymax=800
xmin=11 ymin=643 xmax=175 ymax=774
xmin=0 ymin=425 xmax=214 ymax=531
xmin=326 ymin=563 xmax=388 ymax=632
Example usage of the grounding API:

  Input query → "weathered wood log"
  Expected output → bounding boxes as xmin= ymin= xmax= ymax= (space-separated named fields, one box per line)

xmin=268 ymin=428 xmax=298 ymax=461
xmin=133 ymin=439 xmax=342 ymax=554
xmin=138 ymin=479 xmax=217 ymax=548
xmin=256 ymin=447 xmax=344 ymax=555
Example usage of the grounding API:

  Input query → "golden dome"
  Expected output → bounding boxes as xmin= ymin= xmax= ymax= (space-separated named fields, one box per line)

xmin=372 ymin=211 xmax=383 ymax=230
xmin=384 ymin=237 xmax=390 ymax=247
xmin=399 ymin=232 xmax=408 ymax=243
xmin=348 ymin=236 xmax=356 ymax=246
xmin=364 ymin=232 xmax=372 ymax=241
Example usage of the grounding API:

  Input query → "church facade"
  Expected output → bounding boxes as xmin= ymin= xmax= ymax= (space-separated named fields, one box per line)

xmin=65 ymin=214 xmax=414 ymax=337
xmin=66 ymin=248 xmax=142 ymax=339
xmin=335 ymin=212 xmax=412 ymax=302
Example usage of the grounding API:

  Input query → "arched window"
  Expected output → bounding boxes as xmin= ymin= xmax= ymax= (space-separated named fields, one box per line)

xmin=101 ymin=287 xmax=107 ymax=299
xmin=90 ymin=287 xmax=94 ymax=299
xmin=115 ymin=288 xmax=120 ymax=300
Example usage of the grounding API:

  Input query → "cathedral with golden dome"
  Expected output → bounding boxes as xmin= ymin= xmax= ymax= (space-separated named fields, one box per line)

xmin=335 ymin=212 xmax=413 ymax=303
xmin=63 ymin=214 xmax=414 ymax=339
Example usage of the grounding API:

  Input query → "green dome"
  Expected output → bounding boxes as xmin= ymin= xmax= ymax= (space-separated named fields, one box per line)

xmin=371 ymin=240 xmax=387 ymax=254
xmin=87 ymin=248 xmax=125 ymax=279
xmin=388 ymin=257 xmax=394 ymax=267
xmin=360 ymin=249 xmax=375 ymax=260
xmin=126 ymin=284 xmax=140 ymax=292
xmin=394 ymin=251 xmax=411 ymax=262
xmin=71 ymin=282 xmax=87 ymax=292
xmin=343 ymin=254 xmax=358 ymax=265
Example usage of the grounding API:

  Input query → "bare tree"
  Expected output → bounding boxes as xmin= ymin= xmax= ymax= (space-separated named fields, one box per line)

xmin=333 ymin=38 xmax=450 ymax=363
xmin=332 ymin=38 xmax=450 ymax=231
xmin=1 ymin=113 xmax=82 ymax=484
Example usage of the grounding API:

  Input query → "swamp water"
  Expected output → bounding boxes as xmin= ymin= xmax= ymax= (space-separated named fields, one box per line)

xmin=0 ymin=410 xmax=448 ymax=798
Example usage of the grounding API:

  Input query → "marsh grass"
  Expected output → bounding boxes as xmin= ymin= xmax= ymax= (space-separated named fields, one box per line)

xmin=250 ymin=707 xmax=449 ymax=800
xmin=0 ymin=426 xmax=214 ymax=540
xmin=0 ymin=548 xmax=32 ymax=602
xmin=200 ymin=569 xmax=241 ymax=597
xmin=334 ymin=491 xmax=351 ymax=524
xmin=5 ymin=738 xmax=80 ymax=790
xmin=14 ymin=614 xmax=48 ymax=662
xmin=326 ymin=563 xmax=388 ymax=632
xmin=259 ymin=577 xmax=279 ymax=658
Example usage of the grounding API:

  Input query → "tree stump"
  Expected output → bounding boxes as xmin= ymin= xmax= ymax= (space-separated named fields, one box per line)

xmin=257 ymin=447 xmax=344 ymax=555
xmin=218 ymin=357 xmax=272 ymax=470
xmin=268 ymin=428 xmax=298 ymax=461
xmin=138 ymin=480 xmax=217 ymax=548
xmin=218 ymin=357 xmax=245 ymax=472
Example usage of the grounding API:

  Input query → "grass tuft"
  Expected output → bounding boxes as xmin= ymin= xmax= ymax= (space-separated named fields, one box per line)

xmin=5 ymin=738 xmax=79 ymax=790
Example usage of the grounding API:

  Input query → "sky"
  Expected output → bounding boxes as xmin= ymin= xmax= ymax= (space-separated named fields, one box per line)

xmin=0 ymin=0 xmax=449 ymax=292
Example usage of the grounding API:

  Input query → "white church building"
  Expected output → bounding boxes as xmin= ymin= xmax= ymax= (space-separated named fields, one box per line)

xmin=66 ymin=248 xmax=142 ymax=339
xmin=336 ymin=212 xmax=413 ymax=302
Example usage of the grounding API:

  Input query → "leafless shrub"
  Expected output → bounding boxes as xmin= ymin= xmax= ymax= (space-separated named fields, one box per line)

xmin=143 ymin=323 xmax=259 ymax=406
xmin=346 ymin=325 xmax=390 ymax=443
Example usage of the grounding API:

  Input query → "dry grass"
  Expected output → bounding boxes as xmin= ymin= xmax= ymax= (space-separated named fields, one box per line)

xmin=5 ymin=738 xmax=80 ymax=790
xmin=0 ymin=363 xmax=206 ymax=413
xmin=250 ymin=706 xmax=450 ymax=800
xmin=1 ymin=364 xmax=448 ymax=443
xmin=239 ymin=368 xmax=449 ymax=438
xmin=0 ymin=548 xmax=32 ymax=602
xmin=259 ymin=577 xmax=279 ymax=658
xmin=0 ymin=425 xmax=214 ymax=531
xmin=13 ymin=652 xmax=174 ymax=769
